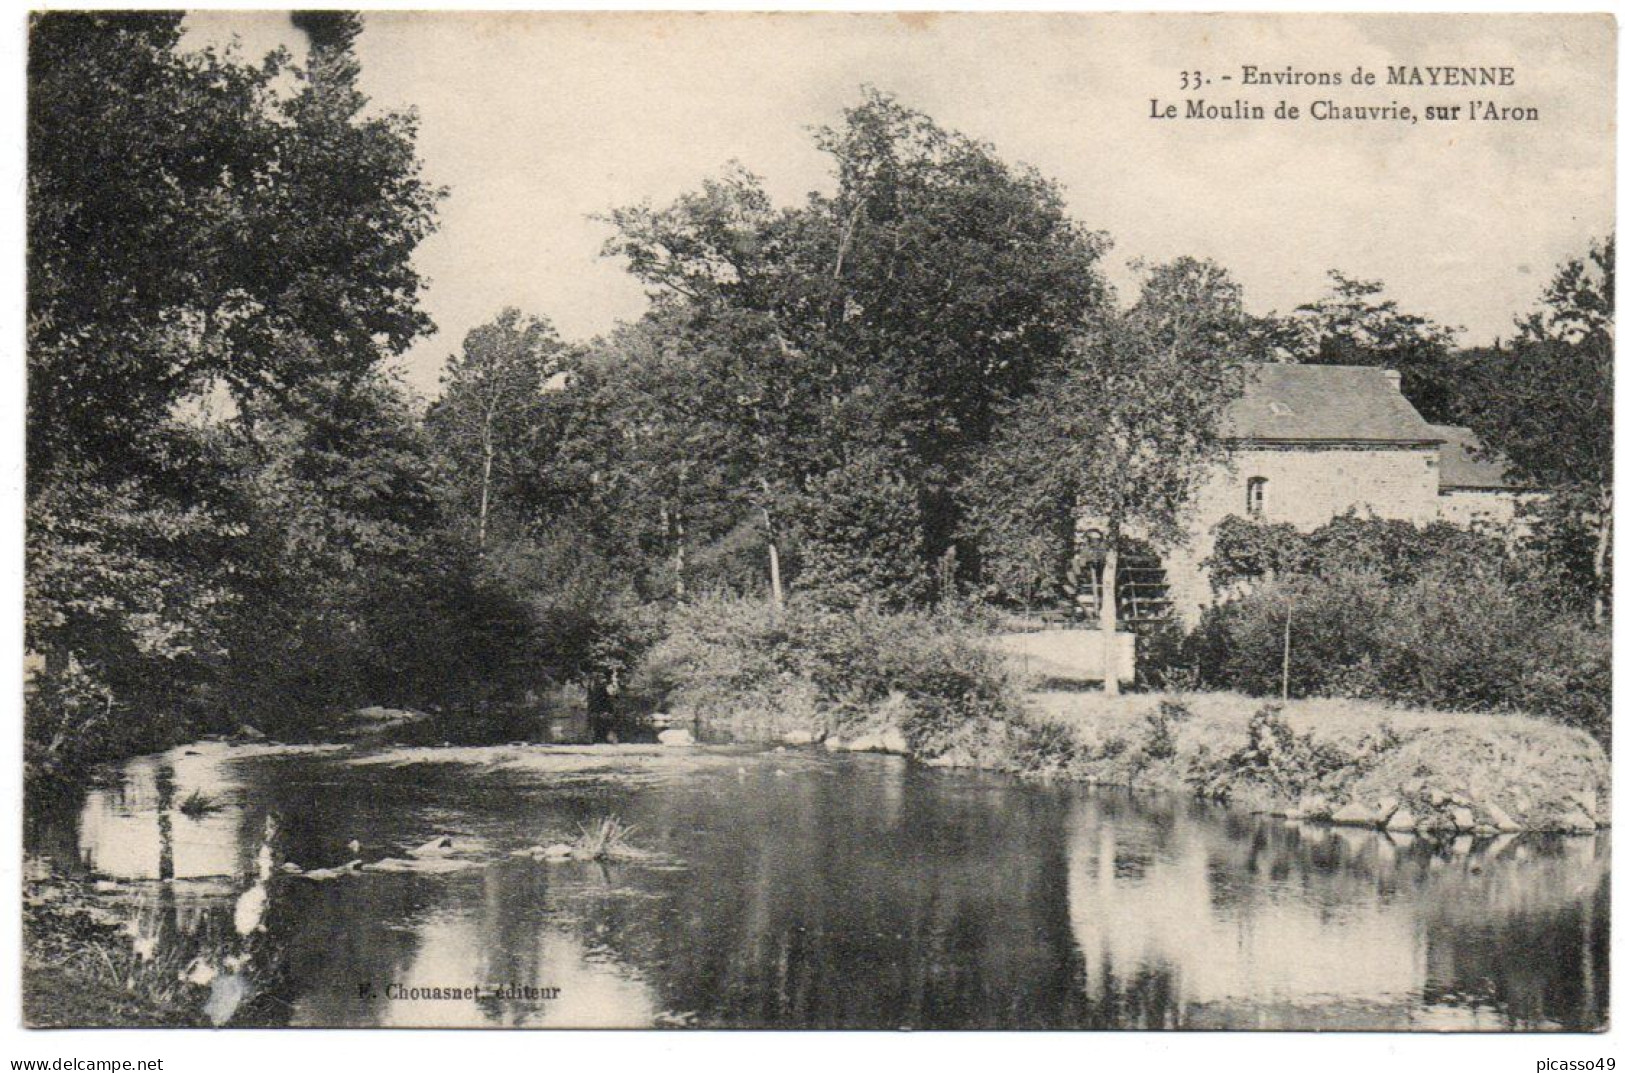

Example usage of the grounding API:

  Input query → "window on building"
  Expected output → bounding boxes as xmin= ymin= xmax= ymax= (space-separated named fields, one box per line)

xmin=1246 ymin=477 xmax=1268 ymax=518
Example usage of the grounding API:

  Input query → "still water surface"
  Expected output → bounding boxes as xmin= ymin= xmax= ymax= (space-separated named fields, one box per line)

xmin=27 ymin=741 xmax=1608 ymax=1029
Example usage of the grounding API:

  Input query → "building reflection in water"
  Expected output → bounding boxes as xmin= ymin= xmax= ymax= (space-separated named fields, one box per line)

xmin=1065 ymin=793 xmax=1608 ymax=1029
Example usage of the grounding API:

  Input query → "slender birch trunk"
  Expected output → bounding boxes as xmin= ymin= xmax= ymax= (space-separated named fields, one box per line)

xmin=664 ymin=501 xmax=688 ymax=599
xmin=1281 ymin=597 xmax=1294 ymax=701
xmin=477 ymin=436 xmax=494 ymax=551
xmin=765 ymin=510 xmax=784 ymax=607
xmin=758 ymin=474 xmax=784 ymax=607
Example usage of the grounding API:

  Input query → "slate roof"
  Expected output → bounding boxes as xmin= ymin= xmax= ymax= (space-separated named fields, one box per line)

xmin=1430 ymin=424 xmax=1526 ymax=491
xmin=1223 ymin=363 xmax=1444 ymax=444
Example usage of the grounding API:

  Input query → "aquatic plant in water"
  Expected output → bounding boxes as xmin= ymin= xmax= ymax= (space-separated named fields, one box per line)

xmin=571 ymin=816 xmax=641 ymax=861
xmin=178 ymin=790 xmax=223 ymax=818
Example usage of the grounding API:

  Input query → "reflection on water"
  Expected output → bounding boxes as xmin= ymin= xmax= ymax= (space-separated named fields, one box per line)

xmin=26 ymin=742 xmax=1608 ymax=1030
xmin=1064 ymin=796 xmax=1607 ymax=1028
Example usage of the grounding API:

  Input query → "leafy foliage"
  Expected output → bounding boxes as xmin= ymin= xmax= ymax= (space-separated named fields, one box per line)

xmin=632 ymin=594 xmax=1023 ymax=757
xmin=26 ymin=14 xmax=454 ymax=777
xmin=1286 ymin=271 xmax=1461 ymax=422
xmin=604 ymin=88 xmax=1111 ymax=578
xmin=792 ymin=450 xmax=929 ymax=610
xmin=963 ymin=259 xmax=1250 ymax=609
xmin=1451 ymin=236 xmax=1614 ymax=621
xmin=1190 ymin=515 xmax=1609 ymax=745
xmin=425 ymin=308 xmax=572 ymax=547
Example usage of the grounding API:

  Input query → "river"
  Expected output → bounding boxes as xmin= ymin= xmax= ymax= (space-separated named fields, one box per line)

xmin=25 ymin=740 xmax=1609 ymax=1030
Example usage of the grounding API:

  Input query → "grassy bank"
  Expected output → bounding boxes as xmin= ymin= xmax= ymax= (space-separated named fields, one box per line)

xmin=23 ymin=876 xmax=208 ymax=1027
xmin=1021 ymin=690 xmax=1610 ymax=834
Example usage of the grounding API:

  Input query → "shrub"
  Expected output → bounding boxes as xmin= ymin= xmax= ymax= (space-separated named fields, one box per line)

xmin=631 ymin=593 xmax=1024 ymax=754
xmin=1011 ymin=720 xmax=1079 ymax=774
xmin=1132 ymin=618 xmax=1191 ymax=689
xmin=1191 ymin=704 xmax=1357 ymax=803
xmin=629 ymin=594 xmax=807 ymax=733
xmin=793 ymin=451 xmax=930 ymax=612
xmin=1192 ymin=515 xmax=1610 ymax=747
xmin=1142 ymin=712 xmax=1177 ymax=761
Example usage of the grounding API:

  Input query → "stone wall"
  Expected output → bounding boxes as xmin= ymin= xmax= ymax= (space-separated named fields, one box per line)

xmin=994 ymin=629 xmax=1137 ymax=687
xmin=1437 ymin=488 xmax=1527 ymax=531
xmin=1163 ymin=442 xmax=1442 ymax=622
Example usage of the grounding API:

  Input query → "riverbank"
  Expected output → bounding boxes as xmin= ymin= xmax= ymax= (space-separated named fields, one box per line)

xmin=23 ymin=873 xmax=207 ymax=1027
xmin=680 ymin=678 xmax=1610 ymax=835
xmin=1014 ymin=690 xmax=1610 ymax=834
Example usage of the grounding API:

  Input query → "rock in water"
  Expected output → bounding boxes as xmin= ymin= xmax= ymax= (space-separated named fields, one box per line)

xmin=1450 ymin=806 xmax=1477 ymax=831
xmin=409 ymin=836 xmax=454 ymax=858
xmin=204 ymin=973 xmax=251 ymax=1027
xmin=1484 ymin=802 xmax=1522 ymax=832
xmin=300 ymin=860 xmax=363 ymax=880
xmin=658 ymin=727 xmax=695 ymax=747
xmin=783 ymin=729 xmax=817 ymax=746
xmin=1331 ymin=802 xmax=1379 ymax=827
xmin=233 ymin=883 xmax=268 ymax=936
xmin=1385 ymin=808 xmax=1419 ymax=832
xmin=879 ymin=728 xmax=908 ymax=754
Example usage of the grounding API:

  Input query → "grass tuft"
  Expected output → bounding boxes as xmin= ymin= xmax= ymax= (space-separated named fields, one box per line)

xmin=571 ymin=816 xmax=640 ymax=861
xmin=178 ymin=790 xmax=223 ymax=818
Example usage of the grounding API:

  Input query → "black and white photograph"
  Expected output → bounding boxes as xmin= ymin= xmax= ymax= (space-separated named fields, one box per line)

xmin=15 ymin=7 xmax=1616 ymax=1044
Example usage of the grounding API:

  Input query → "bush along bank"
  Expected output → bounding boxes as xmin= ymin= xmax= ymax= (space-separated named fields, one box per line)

xmin=632 ymin=595 xmax=1609 ymax=835
xmin=1186 ymin=514 xmax=1610 ymax=748
xmin=630 ymin=594 xmax=1037 ymax=764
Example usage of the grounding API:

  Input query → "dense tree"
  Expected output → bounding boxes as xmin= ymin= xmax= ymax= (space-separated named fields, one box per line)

xmin=604 ymin=89 xmax=1111 ymax=589
xmin=28 ymin=12 xmax=439 ymax=483
xmin=426 ymin=309 xmax=571 ymax=549
xmin=964 ymin=259 xmax=1249 ymax=692
xmin=1453 ymin=235 xmax=1614 ymax=623
xmin=1288 ymin=271 xmax=1461 ymax=422
xmin=26 ymin=13 xmax=446 ymax=777
xmin=792 ymin=449 xmax=929 ymax=611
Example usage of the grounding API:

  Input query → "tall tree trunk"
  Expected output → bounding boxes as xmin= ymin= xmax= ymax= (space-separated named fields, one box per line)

xmin=1100 ymin=545 xmax=1120 ymax=696
xmin=477 ymin=440 xmax=494 ymax=551
xmin=759 ymin=476 xmax=784 ymax=607
xmin=765 ymin=519 xmax=784 ymax=607
xmin=1281 ymin=597 xmax=1294 ymax=701
xmin=664 ymin=502 xmax=688 ymax=599
xmin=1593 ymin=489 xmax=1612 ymax=627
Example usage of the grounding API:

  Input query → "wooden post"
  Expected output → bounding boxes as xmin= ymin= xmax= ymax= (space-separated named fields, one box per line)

xmin=1100 ymin=546 xmax=1120 ymax=696
xmin=1280 ymin=596 xmax=1293 ymax=701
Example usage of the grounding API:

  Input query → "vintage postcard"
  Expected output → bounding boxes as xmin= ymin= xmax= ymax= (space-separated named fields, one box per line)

xmin=20 ymin=9 xmax=1613 ymax=1036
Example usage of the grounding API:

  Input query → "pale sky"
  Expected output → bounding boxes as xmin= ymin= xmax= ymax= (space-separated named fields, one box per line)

xmin=184 ymin=11 xmax=1616 ymax=397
